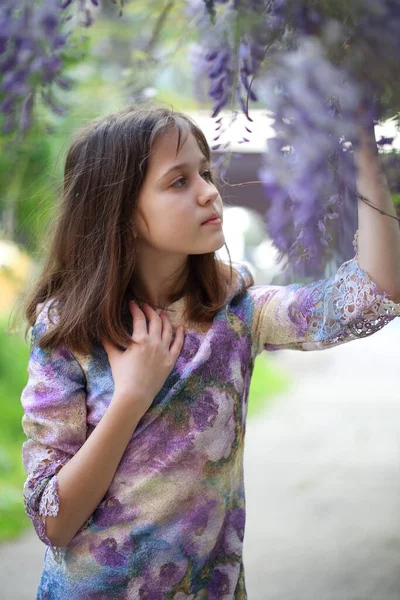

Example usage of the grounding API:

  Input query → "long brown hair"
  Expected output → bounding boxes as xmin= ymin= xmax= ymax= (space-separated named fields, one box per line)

xmin=11 ymin=104 xmax=241 ymax=356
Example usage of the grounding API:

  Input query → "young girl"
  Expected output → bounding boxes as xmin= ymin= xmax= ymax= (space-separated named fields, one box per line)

xmin=20 ymin=104 xmax=400 ymax=600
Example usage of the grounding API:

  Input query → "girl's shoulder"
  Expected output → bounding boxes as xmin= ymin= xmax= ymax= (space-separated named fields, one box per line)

xmin=224 ymin=261 xmax=255 ymax=303
xmin=34 ymin=297 xmax=61 ymax=328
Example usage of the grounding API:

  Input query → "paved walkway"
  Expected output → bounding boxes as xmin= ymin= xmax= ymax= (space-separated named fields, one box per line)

xmin=243 ymin=319 xmax=400 ymax=600
xmin=1 ymin=320 xmax=399 ymax=599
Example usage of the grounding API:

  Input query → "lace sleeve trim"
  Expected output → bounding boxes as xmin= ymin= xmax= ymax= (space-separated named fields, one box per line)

xmin=24 ymin=454 xmax=93 ymax=564
xmin=304 ymin=229 xmax=400 ymax=348
xmin=353 ymin=228 xmax=360 ymax=259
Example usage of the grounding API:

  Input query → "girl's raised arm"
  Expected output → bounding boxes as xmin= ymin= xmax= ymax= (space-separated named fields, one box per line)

xmin=246 ymin=231 xmax=400 ymax=359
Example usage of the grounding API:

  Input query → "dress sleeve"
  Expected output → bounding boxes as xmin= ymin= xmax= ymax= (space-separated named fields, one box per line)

xmin=21 ymin=300 xmax=92 ymax=561
xmin=249 ymin=230 xmax=400 ymax=357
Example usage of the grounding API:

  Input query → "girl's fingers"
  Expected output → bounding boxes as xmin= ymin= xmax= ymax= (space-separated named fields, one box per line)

xmin=160 ymin=311 xmax=173 ymax=344
xmin=129 ymin=301 xmax=148 ymax=338
xmin=104 ymin=303 xmax=178 ymax=355
xmin=101 ymin=337 xmax=121 ymax=363
xmin=142 ymin=303 xmax=162 ymax=339
xmin=169 ymin=325 xmax=185 ymax=357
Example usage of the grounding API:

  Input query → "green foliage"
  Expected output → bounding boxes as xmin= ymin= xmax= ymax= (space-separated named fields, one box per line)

xmin=0 ymin=320 xmax=31 ymax=541
xmin=0 ymin=123 xmax=57 ymax=254
xmin=248 ymin=353 xmax=290 ymax=418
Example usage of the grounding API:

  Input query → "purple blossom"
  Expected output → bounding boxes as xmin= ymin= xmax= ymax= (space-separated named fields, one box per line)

xmin=187 ymin=0 xmax=271 ymax=150
xmin=0 ymin=0 xmax=104 ymax=137
xmin=0 ymin=1 xmax=69 ymax=135
xmin=258 ymin=37 xmax=361 ymax=279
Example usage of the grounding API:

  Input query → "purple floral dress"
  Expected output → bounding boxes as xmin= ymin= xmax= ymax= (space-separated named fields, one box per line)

xmin=21 ymin=234 xmax=400 ymax=599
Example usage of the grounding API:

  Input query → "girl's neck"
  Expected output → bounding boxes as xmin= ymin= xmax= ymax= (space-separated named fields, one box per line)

xmin=129 ymin=258 xmax=189 ymax=309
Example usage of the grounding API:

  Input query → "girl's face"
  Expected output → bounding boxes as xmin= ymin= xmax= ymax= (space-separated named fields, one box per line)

xmin=134 ymin=128 xmax=225 ymax=256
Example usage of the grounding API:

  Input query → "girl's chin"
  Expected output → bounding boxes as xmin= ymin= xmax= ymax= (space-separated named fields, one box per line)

xmin=195 ymin=238 xmax=226 ymax=254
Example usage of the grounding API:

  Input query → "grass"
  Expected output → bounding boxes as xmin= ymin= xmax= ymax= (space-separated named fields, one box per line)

xmin=0 ymin=316 xmax=290 ymax=543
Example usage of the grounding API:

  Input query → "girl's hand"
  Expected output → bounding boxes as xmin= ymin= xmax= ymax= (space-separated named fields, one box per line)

xmin=101 ymin=301 xmax=185 ymax=417
xmin=355 ymin=100 xmax=379 ymax=158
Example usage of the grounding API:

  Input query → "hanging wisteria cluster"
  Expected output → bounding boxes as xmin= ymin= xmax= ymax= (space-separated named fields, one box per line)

xmin=1 ymin=0 xmax=400 ymax=278
xmin=185 ymin=0 xmax=271 ymax=161
xmin=189 ymin=0 xmax=400 ymax=278
xmin=258 ymin=37 xmax=362 ymax=277
xmin=0 ymin=0 xmax=105 ymax=135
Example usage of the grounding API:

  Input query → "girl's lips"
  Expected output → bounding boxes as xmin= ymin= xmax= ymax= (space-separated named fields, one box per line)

xmin=202 ymin=217 xmax=222 ymax=225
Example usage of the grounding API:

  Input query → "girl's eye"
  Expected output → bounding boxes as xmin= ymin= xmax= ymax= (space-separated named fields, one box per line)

xmin=172 ymin=170 xmax=213 ymax=189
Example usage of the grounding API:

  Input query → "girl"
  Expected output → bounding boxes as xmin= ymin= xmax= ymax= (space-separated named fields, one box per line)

xmin=20 ymin=104 xmax=400 ymax=599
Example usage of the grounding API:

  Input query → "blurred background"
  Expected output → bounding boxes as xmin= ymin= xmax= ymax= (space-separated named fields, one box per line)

xmin=1 ymin=1 xmax=400 ymax=598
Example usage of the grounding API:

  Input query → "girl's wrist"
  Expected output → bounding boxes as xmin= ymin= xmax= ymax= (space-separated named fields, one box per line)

xmin=108 ymin=392 xmax=147 ymax=425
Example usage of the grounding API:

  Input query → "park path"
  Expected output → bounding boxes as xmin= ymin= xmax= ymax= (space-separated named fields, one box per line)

xmin=243 ymin=318 xmax=400 ymax=600
xmin=0 ymin=320 xmax=399 ymax=599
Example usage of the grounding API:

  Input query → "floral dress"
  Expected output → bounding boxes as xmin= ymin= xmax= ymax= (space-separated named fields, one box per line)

xmin=21 ymin=233 xmax=400 ymax=599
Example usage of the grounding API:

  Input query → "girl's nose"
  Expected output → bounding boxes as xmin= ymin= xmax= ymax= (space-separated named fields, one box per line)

xmin=197 ymin=180 xmax=219 ymax=205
